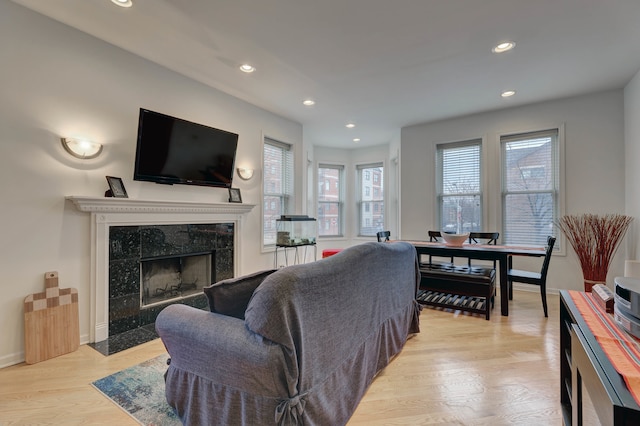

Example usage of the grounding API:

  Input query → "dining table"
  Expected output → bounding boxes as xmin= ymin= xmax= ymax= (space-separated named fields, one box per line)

xmin=405 ymin=240 xmax=547 ymax=316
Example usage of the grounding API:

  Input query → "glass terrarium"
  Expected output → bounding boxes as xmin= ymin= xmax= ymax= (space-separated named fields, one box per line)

xmin=276 ymin=215 xmax=317 ymax=246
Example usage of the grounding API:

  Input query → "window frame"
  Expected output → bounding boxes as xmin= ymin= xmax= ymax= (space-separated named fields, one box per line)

xmin=357 ymin=162 xmax=385 ymax=237
xmin=262 ymin=138 xmax=294 ymax=248
xmin=436 ymin=139 xmax=483 ymax=234
xmin=317 ymin=163 xmax=344 ymax=238
xmin=500 ymin=127 xmax=563 ymax=248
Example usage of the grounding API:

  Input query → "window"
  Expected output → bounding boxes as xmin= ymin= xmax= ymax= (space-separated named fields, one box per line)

xmin=317 ymin=164 xmax=344 ymax=237
xmin=501 ymin=129 xmax=559 ymax=246
xmin=358 ymin=163 xmax=384 ymax=236
xmin=436 ymin=140 xmax=482 ymax=233
xmin=263 ymin=138 xmax=293 ymax=246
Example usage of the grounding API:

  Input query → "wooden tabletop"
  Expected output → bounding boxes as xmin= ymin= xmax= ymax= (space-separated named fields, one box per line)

xmin=402 ymin=240 xmax=546 ymax=256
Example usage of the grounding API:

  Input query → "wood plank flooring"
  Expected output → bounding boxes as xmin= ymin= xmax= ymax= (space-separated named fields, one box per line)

xmin=0 ymin=290 xmax=561 ymax=425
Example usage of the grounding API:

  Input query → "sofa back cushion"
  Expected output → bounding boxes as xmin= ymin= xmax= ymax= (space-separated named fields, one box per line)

xmin=244 ymin=241 xmax=420 ymax=388
xmin=203 ymin=269 xmax=277 ymax=319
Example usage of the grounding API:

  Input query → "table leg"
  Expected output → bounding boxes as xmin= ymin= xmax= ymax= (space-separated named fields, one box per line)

xmin=498 ymin=254 xmax=509 ymax=316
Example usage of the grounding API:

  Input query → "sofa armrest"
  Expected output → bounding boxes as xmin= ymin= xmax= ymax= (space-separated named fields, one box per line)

xmin=155 ymin=304 xmax=288 ymax=396
xmin=203 ymin=269 xmax=277 ymax=319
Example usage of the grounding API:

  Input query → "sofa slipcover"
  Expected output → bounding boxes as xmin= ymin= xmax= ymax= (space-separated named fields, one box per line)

xmin=156 ymin=241 xmax=421 ymax=425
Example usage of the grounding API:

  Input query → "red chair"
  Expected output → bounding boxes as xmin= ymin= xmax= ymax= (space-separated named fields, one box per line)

xmin=322 ymin=249 xmax=342 ymax=258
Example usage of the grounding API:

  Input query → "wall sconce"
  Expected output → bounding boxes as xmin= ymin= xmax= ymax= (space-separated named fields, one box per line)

xmin=61 ymin=137 xmax=103 ymax=159
xmin=236 ymin=167 xmax=254 ymax=181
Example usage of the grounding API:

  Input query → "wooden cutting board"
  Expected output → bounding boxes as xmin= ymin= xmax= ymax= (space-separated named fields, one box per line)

xmin=24 ymin=271 xmax=79 ymax=364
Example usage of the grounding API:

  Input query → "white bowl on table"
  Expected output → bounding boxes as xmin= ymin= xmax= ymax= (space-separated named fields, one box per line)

xmin=441 ymin=232 xmax=470 ymax=247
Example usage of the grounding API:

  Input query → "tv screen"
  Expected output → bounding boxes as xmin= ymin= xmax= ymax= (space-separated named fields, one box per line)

xmin=133 ymin=108 xmax=239 ymax=188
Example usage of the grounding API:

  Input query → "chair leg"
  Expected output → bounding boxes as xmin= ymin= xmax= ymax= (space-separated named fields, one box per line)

xmin=540 ymin=285 xmax=548 ymax=317
xmin=508 ymin=279 xmax=513 ymax=300
xmin=491 ymin=285 xmax=496 ymax=308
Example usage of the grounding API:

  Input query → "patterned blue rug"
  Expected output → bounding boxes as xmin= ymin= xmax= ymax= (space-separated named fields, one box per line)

xmin=92 ymin=354 xmax=181 ymax=425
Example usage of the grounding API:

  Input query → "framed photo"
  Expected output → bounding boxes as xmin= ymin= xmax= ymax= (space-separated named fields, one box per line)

xmin=106 ymin=176 xmax=128 ymax=198
xmin=228 ymin=187 xmax=242 ymax=203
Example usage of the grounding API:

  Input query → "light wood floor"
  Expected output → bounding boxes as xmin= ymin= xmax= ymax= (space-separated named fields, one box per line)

xmin=0 ymin=290 xmax=561 ymax=425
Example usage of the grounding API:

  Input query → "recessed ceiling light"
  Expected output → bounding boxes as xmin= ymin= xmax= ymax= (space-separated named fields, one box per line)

xmin=353 ymin=138 xmax=361 ymax=143
xmin=111 ymin=0 xmax=133 ymax=8
xmin=492 ymin=41 xmax=515 ymax=53
xmin=501 ymin=90 xmax=516 ymax=97
xmin=303 ymin=99 xmax=315 ymax=106
xmin=239 ymin=64 xmax=256 ymax=73
xmin=345 ymin=123 xmax=355 ymax=128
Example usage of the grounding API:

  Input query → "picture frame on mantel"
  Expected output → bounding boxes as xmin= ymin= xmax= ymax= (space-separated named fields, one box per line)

xmin=228 ymin=187 xmax=242 ymax=203
xmin=105 ymin=176 xmax=128 ymax=198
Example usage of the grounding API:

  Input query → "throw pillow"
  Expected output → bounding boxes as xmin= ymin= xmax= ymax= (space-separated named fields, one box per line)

xmin=203 ymin=269 xmax=277 ymax=319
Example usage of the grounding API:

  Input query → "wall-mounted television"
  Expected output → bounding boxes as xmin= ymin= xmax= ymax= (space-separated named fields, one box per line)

xmin=133 ymin=108 xmax=239 ymax=189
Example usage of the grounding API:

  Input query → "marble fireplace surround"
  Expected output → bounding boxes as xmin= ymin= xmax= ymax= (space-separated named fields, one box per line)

xmin=67 ymin=196 xmax=254 ymax=343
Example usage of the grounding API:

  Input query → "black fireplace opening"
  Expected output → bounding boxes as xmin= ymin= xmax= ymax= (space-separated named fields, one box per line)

xmin=141 ymin=252 xmax=214 ymax=308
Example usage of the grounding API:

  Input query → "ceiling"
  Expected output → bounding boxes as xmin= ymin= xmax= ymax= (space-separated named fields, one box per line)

xmin=12 ymin=0 xmax=640 ymax=148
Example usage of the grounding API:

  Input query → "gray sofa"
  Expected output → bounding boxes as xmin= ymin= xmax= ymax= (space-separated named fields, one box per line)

xmin=155 ymin=241 xmax=421 ymax=425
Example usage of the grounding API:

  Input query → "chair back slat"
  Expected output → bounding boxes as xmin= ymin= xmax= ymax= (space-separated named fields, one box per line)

xmin=540 ymin=236 xmax=557 ymax=276
xmin=468 ymin=232 xmax=500 ymax=267
xmin=428 ymin=230 xmax=442 ymax=242
xmin=376 ymin=231 xmax=391 ymax=242
xmin=468 ymin=232 xmax=499 ymax=245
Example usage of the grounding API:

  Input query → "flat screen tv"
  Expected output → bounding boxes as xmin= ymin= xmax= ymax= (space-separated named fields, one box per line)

xmin=133 ymin=108 xmax=238 ymax=188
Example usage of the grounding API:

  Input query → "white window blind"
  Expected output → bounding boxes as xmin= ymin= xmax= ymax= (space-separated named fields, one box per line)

xmin=501 ymin=129 xmax=559 ymax=246
xmin=436 ymin=140 xmax=482 ymax=233
xmin=357 ymin=163 xmax=384 ymax=236
xmin=317 ymin=164 xmax=343 ymax=237
xmin=263 ymin=138 xmax=293 ymax=246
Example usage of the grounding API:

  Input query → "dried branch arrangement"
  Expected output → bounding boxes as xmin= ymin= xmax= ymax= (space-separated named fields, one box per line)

xmin=556 ymin=213 xmax=633 ymax=291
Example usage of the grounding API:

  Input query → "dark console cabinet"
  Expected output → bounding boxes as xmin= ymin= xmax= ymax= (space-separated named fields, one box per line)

xmin=560 ymin=291 xmax=640 ymax=425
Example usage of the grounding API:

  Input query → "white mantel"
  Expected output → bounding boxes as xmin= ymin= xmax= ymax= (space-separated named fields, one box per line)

xmin=67 ymin=195 xmax=255 ymax=214
xmin=67 ymin=196 xmax=255 ymax=342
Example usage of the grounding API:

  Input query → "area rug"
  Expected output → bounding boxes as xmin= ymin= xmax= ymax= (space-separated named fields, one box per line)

xmin=92 ymin=353 xmax=181 ymax=426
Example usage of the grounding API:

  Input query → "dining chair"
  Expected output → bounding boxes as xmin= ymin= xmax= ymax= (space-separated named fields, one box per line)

xmin=426 ymin=230 xmax=454 ymax=265
xmin=376 ymin=230 xmax=391 ymax=242
xmin=507 ymin=235 xmax=556 ymax=317
xmin=467 ymin=232 xmax=499 ymax=267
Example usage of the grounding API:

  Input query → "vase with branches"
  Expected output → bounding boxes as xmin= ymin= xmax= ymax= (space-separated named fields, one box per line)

xmin=556 ymin=213 xmax=633 ymax=292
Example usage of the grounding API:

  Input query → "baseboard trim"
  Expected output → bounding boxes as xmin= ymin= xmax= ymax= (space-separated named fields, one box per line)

xmin=0 ymin=333 xmax=90 ymax=369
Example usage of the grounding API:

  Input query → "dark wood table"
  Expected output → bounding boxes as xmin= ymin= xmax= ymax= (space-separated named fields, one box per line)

xmin=560 ymin=291 xmax=640 ymax=424
xmin=407 ymin=241 xmax=546 ymax=316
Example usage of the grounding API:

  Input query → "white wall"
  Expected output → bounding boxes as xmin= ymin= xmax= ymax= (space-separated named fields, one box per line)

xmin=0 ymin=2 xmax=302 ymax=366
xmin=625 ymin=69 xmax=640 ymax=260
xmin=400 ymin=90 xmax=626 ymax=293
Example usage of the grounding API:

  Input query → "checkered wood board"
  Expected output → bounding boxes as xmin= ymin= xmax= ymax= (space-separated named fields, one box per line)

xmin=24 ymin=271 xmax=79 ymax=364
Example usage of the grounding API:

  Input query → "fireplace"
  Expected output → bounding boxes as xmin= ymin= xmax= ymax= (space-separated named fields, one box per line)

xmin=108 ymin=223 xmax=233 ymax=337
xmin=66 ymin=196 xmax=255 ymax=344
xmin=141 ymin=252 xmax=212 ymax=307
